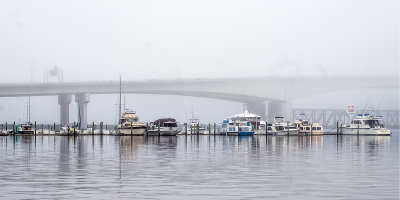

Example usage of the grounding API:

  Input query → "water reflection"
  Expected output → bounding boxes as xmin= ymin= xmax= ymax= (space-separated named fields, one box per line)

xmin=0 ymin=133 xmax=397 ymax=199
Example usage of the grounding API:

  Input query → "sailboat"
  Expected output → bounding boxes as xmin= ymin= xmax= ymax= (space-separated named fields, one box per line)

xmin=18 ymin=97 xmax=34 ymax=134
xmin=115 ymin=76 xmax=147 ymax=135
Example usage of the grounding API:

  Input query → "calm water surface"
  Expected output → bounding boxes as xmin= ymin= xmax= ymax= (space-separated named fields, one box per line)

xmin=0 ymin=132 xmax=399 ymax=199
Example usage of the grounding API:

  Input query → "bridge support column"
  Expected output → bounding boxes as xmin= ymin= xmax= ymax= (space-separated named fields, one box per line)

xmin=268 ymin=101 xmax=292 ymax=122
xmin=246 ymin=102 xmax=266 ymax=119
xmin=75 ymin=93 xmax=90 ymax=130
xmin=58 ymin=94 xmax=72 ymax=125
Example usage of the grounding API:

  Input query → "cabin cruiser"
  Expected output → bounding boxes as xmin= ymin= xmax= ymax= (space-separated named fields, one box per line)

xmin=270 ymin=117 xmax=299 ymax=136
xmin=341 ymin=111 xmax=390 ymax=135
xmin=116 ymin=109 xmax=147 ymax=136
xmin=188 ymin=118 xmax=206 ymax=134
xmin=147 ymin=118 xmax=179 ymax=136
xmin=294 ymin=120 xmax=323 ymax=135
xmin=18 ymin=122 xmax=34 ymax=134
xmin=229 ymin=106 xmax=264 ymax=131
xmin=221 ymin=118 xmax=255 ymax=136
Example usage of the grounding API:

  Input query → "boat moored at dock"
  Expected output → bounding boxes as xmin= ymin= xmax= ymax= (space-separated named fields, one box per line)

xmin=116 ymin=109 xmax=147 ymax=136
xmin=294 ymin=120 xmax=323 ymax=135
xmin=341 ymin=111 xmax=390 ymax=135
xmin=270 ymin=117 xmax=299 ymax=136
xmin=147 ymin=118 xmax=179 ymax=136
xmin=221 ymin=119 xmax=255 ymax=136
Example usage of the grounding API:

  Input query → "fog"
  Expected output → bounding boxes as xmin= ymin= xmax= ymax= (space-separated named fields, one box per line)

xmin=0 ymin=0 xmax=398 ymax=124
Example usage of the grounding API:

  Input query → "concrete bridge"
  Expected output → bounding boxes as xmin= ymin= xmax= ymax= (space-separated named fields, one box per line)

xmin=0 ymin=76 xmax=398 ymax=129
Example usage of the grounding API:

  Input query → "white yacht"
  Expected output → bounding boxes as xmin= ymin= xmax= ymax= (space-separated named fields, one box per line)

xmin=116 ymin=109 xmax=147 ymax=136
xmin=270 ymin=117 xmax=299 ymax=136
xmin=341 ymin=111 xmax=390 ymax=135
xmin=221 ymin=118 xmax=255 ymax=136
xmin=188 ymin=118 xmax=206 ymax=134
xmin=147 ymin=118 xmax=179 ymax=136
xmin=228 ymin=106 xmax=264 ymax=131
xmin=294 ymin=120 xmax=323 ymax=135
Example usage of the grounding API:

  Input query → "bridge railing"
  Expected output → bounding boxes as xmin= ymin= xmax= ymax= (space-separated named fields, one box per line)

xmin=291 ymin=109 xmax=399 ymax=129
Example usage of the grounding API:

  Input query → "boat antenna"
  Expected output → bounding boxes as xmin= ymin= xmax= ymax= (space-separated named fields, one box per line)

xmin=28 ymin=96 xmax=31 ymax=123
xmin=376 ymin=95 xmax=385 ymax=112
xmin=362 ymin=96 xmax=370 ymax=115
xmin=123 ymin=96 xmax=126 ymax=112
xmin=119 ymin=75 xmax=122 ymax=119
xmin=25 ymin=96 xmax=31 ymax=123
xmin=184 ymin=111 xmax=188 ymax=123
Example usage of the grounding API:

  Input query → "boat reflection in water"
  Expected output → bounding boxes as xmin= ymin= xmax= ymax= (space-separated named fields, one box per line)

xmin=0 ymin=133 xmax=396 ymax=200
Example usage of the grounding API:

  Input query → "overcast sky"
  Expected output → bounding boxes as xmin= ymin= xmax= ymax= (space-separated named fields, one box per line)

xmin=0 ymin=0 xmax=398 ymax=124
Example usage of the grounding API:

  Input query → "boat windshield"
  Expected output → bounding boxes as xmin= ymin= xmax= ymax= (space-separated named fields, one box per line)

xmin=365 ymin=119 xmax=383 ymax=128
xmin=120 ymin=118 xmax=138 ymax=124
xmin=163 ymin=122 xmax=177 ymax=127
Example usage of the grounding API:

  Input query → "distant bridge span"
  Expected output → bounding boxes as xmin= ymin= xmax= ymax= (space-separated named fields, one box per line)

xmin=0 ymin=76 xmax=398 ymax=128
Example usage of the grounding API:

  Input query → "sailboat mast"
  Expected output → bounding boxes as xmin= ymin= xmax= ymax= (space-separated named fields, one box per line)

xmin=119 ymin=75 xmax=122 ymax=119
xmin=28 ymin=96 xmax=31 ymax=123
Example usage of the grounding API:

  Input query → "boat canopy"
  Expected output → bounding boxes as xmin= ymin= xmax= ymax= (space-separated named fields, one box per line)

xmin=154 ymin=118 xmax=177 ymax=125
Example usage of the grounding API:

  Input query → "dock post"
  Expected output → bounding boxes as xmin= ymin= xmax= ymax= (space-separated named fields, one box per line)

xmin=5 ymin=122 xmax=7 ymax=133
xmin=184 ymin=123 xmax=187 ymax=135
xmin=208 ymin=123 xmax=211 ymax=135
xmin=54 ymin=123 xmax=56 ymax=133
xmin=336 ymin=122 xmax=339 ymax=136
xmin=310 ymin=124 xmax=313 ymax=136
xmin=92 ymin=121 xmax=95 ymax=135
xmin=13 ymin=122 xmax=15 ymax=134
xmin=131 ymin=122 xmax=133 ymax=135
xmin=158 ymin=122 xmax=160 ymax=136
xmin=357 ymin=124 xmax=359 ymax=135
xmin=266 ymin=121 xmax=268 ymax=142
xmin=214 ymin=123 xmax=216 ymax=136
xmin=41 ymin=124 xmax=44 ymax=134
xmin=287 ymin=121 xmax=289 ymax=136
xmin=73 ymin=122 xmax=76 ymax=135
xmin=197 ymin=123 xmax=199 ymax=135
xmin=34 ymin=121 xmax=37 ymax=135
xmin=100 ymin=122 xmax=103 ymax=135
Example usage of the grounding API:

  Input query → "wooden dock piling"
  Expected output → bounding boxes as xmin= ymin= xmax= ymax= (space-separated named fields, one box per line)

xmin=214 ymin=123 xmax=216 ymax=136
xmin=287 ymin=121 xmax=289 ymax=136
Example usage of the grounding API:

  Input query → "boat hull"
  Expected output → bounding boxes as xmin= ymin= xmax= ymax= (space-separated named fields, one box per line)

xmin=116 ymin=127 xmax=147 ymax=136
xmin=147 ymin=130 xmax=179 ymax=136
xmin=226 ymin=131 xmax=254 ymax=136
xmin=272 ymin=130 xmax=299 ymax=136
xmin=341 ymin=128 xmax=391 ymax=135
xmin=298 ymin=130 xmax=323 ymax=136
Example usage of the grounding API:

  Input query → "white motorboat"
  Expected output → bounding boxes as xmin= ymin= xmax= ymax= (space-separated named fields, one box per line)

xmin=270 ymin=117 xmax=299 ymax=136
xmin=341 ymin=110 xmax=390 ymax=135
xmin=294 ymin=120 xmax=323 ymax=135
xmin=147 ymin=118 xmax=179 ymax=136
xmin=228 ymin=105 xmax=264 ymax=131
xmin=221 ymin=118 xmax=255 ymax=136
xmin=116 ymin=109 xmax=147 ymax=136
xmin=188 ymin=118 xmax=206 ymax=134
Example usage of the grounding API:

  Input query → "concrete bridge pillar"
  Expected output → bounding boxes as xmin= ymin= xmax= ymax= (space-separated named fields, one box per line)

xmin=268 ymin=101 xmax=292 ymax=122
xmin=75 ymin=93 xmax=90 ymax=130
xmin=246 ymin=102 xmax=266 ymax=119
xmin=58 ymin=94 xmax=72 ymax=125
